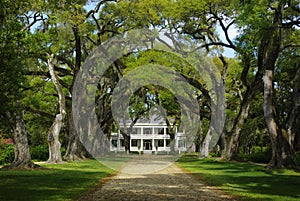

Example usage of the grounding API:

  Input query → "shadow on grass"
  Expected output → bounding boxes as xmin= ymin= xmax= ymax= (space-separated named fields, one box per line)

xmin=177 ymin=155 xmax=300 ymax=201
xmin=2 ymin=156 xmax=299 ymax=201
xmin=0 ymin=160 xmax=113 ymax=201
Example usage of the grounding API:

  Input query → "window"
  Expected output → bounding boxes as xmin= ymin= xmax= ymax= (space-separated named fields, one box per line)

xmin=126 ymin=128 xmax=140 ymax=135
xmin=111 ymin=140 xmax=117 ymax=147
xmin=158 ymin=128 xmax=164 ymax=134
xmin=158 ymin=140 xmax=164 ymax=147
xmin=131 ymin=140 xmax=138 ymax=147
xmin=178 ymin=140 xmax=185 ymax=148
xmin=155 ymin=127 xmax=164 ymax=135
xmin=120 ymin=139 xmax=125 ymax=147
xmin=166 ymin=139 xmax=171 ymax=147
xmin=132 ymin=128 xmax=141 ymax=134
xmin=144 ymin=127 xmax=152 ymax=134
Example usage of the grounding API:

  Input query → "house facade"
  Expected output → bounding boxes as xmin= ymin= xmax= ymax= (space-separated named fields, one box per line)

xmin=110 ymin=116 xmax=187 ymax=154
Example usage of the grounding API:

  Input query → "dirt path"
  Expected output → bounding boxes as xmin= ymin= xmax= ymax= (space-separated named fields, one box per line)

xmin=81 ymin=156 xmax=235 ymax=201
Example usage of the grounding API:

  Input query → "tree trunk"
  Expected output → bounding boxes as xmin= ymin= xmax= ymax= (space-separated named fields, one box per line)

xmin=47 ymin=114 xmax=63 ymax=163
xmin=194 ymin=118 xmax=203 ymax=153
xmin=199 ymin=128 xmax=212 ymax=158
xmin=261 ymin=6 xmax=297 ymax=168
xmin=229 ymin=89 xmax=256 ymax=160
xmin=199 ymin=92 xmax=225 ymax=158
xmin=47 ymin=55 xmax=66 ymax=163
xmin=63 ymin=26 xmax=88 ymax=161
xmin=4 ymin=110 xmax=38 ymax=169
xmin=199 ymin=54 xmax=226 ymax=158
xmin=263 ymin=70 xmax=297 ymax=168
xmin=287 ymin=68 xmax=300 ymax=151
xmin=64 ymin=111 xmax=87 ymax=161
xmin=166 ymin=122 xmax=177 ymax=153
xmin=221 ymin=51 xmax=263 ymax=161
xmin=221 ymin=130 xmax=232 ymax=160
xmin=124 ymin=135 xmax=130 ymax=152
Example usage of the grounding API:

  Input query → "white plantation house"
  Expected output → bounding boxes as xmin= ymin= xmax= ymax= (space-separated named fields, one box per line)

xmin=110 ymin=115 xmax=187 ymax=154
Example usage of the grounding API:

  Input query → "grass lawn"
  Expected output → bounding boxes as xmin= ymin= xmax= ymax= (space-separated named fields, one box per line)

xmin=176 ymin=154 xmax=300 ymax=201
xmin=0 ymin=159 xmax=114 ymax=201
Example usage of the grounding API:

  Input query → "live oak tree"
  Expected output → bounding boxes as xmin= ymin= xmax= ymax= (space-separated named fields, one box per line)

xmin=0 ymin=0 xmax=41 ymax=168
xmin=235 ymin=0 xmax=300 ymax=168
xmin=46 ymin=55 xmax=66 ymax=163
xmin=23 ymin=0 xmax=119 ymax=161
xmin=276 ymin=49 xmax=300 ymax=153
xmin=222 ymin=23 xmax=265 ymax=161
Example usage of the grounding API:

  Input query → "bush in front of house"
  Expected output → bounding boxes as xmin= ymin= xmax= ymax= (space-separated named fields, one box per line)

xmin=0 ymin=144 xmax=14 ymax=165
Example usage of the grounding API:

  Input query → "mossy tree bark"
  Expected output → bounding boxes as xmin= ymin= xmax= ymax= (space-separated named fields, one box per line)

xmin=261 ymin=5 xmax=297 ymax=168
xmin=47 ymin=54 xmax=66 ymax=163
xmin=9 ymin=110 xmax=38 ymax=169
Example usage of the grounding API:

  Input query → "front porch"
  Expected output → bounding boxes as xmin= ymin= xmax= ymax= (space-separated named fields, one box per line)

xmin=129 ymin=139 xmax=171 ymax=152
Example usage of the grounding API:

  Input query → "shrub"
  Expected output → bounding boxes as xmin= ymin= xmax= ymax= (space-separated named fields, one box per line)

xmin=209 ymin=150 xmax=221 ymax=157
xmin=237 ymin=152 xmax=249 ymax=161
xmin=0 ymin=144 xmax=14 ymax=165
xmin=30 ymin=145 xmax=49 ymax=161
xmin=295 ymin=152 xmax=300 ymax=164
xmin=237 ymin=146 xmax=272 ymax=164
xmin=248 ymin=150 xmax=271 ymax=163
xmin=61 ymin=147 xmax=66 ymax=157
xmin=30 ymin=145 xmax=67 ymax=161
xmin=129 ymin=151 xmax=139 ymax=154
xmin=0 ymin=144 xmax=68 ymax=164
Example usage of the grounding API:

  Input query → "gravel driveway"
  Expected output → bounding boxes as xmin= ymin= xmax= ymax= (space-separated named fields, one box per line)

xmin=80 ymin=155 xmax=235 ymax=201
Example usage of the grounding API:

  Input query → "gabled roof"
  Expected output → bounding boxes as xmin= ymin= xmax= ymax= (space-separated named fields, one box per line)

xmin=119 ymin=106 xmax=168 ymax=126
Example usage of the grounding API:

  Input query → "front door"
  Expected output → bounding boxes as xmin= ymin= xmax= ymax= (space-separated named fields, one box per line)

xmin=144 ymin=140 xmax=152 ymax=150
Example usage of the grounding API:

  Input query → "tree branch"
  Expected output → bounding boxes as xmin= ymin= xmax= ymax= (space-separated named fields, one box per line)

xmin=21 ymin=12 xmax=43 ymax=32
xmin=24 ymin=106 xmax=55 ymax=119
xmin=26 ymin=71 xmax=50 ymax=78
xmin=86 ymin=0 xmax=117 ymax=18
xmin=281 ymin=44 xmax=300 ymax=51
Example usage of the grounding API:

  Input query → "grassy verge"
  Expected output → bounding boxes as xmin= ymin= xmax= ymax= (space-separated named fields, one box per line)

xmin=176 ymin=154 xmax=300 ymax=201
xmin=0 ymin=159 xmax=114 ymax=201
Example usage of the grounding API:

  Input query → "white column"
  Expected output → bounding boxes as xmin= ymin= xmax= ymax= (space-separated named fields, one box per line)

xmin=152 ymin=127 xmax=155 ymax=151
xmin=117 ymin=129 xmax=120 ymax=151
xmin=152 ymin=138 xmax=155 ymax=151
xmin=164 ymin=139 xmax=166 ymax=151
xmin=141 ymin=139 xmax=143 ymax=150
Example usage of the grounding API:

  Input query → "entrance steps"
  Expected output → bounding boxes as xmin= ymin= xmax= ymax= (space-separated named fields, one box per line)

xmin=143 ymin=150 xmax=153 ymax=154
